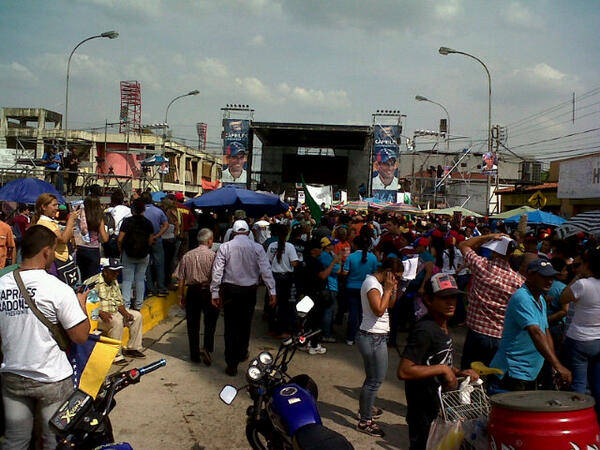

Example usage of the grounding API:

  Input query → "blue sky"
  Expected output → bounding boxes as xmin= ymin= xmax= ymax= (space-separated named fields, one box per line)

xmin=1 ymin=0 xmax=599 ymax=160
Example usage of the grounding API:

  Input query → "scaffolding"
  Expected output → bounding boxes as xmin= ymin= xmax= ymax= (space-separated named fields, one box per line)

xmin=119 ymin=81 xmax=142 ymax=133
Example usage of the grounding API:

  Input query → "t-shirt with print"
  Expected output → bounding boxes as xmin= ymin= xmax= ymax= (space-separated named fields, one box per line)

xmin=267 ymin=242 xmax=299 ymax=274
xmin=402 ymin=316 xmax=454 ymax=419
xmin=0 ymin=269 xmax=87 ymax=382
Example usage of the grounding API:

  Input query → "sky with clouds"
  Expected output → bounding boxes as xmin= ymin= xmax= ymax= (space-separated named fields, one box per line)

xmin=1 ymin=0 xmax=599 ymax=160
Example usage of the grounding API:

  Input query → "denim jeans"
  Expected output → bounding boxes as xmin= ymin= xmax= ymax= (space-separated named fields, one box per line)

xmin=346 ymin=288 xmax=362 ymax=342
xmin=460 ymin=328 xmax=500 ymax=370
xmin=356 ymin=331 xmax=389 ymax=421
xmin=322 ymin=290 xmax=337 ymax=338
xmin=2 ymin=373 xmax=73 ymax=450
xmin=146 ymin=240 xmax=166 ymax=293
xmin=565 ymin=337 xmax=600 ymax=420
xmin=122 ymin=253 xmax=150 ymax=309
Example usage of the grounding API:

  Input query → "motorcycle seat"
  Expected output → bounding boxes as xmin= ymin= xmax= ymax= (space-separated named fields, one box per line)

xmin=293 ymin=423 xmax=354 ymax=450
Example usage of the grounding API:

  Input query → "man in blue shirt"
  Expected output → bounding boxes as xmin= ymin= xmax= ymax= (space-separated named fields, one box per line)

xmin=141 ymin=192 xmax=169 ymax=296
xmin=491 ymin=259 xmax=572 ymax=391
xmin=42 ymin=147 xmax=63 ymax=193
xmin=318 ymin=237 xmax=341 ymax=343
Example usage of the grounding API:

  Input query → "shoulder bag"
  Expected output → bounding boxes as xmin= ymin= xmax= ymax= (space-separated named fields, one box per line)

xmin=13 ymin=268 xmax=71 ymax=351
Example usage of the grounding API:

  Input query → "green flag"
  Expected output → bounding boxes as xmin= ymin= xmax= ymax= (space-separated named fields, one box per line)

xmin=301 ymin=175 xmax=323 ymax=223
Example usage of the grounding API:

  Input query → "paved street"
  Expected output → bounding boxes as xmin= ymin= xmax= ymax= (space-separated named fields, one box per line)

xmin=111 ymin=293 xmax=466 ymax=449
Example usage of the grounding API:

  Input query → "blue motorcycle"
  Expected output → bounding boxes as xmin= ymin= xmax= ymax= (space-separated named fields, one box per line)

xmin=219 ymin=298 xmax=353 ymax=450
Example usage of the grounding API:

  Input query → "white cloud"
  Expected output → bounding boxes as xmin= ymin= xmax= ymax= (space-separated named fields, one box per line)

xmin=235 ymin=77 xmax=274 ymax=102
xmin=289 ymin=87 xmax=350 ymax=108
xmin=249 ymin=34 xmax=265 ymax=46
xmin=434 ymin=0 xmax=462 ymax=19
xmin=504 ymin=2 xmax=544 ymax=28
xmin=194 ymin=57 xmax=229 ymax=78
xmin=530 ymin=63 xmax=567 ymax=81
xmin=0 ymin=62 xmax=38 ymax=83
xmin=82 ymin=0 xmax=162 ymax=17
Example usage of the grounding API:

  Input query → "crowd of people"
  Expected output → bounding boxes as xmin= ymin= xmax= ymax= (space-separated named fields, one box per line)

xmin=0 ymin=185 xmax=598 ymax=449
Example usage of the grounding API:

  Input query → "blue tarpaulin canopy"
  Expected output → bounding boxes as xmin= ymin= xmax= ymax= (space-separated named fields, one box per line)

xmin=0 ymin=178 xmax=65 ymax=204
xmin=503 ymin=209 xmax=566 ymax=226
xmin=184 ymin=185 xmax=288 ymax=218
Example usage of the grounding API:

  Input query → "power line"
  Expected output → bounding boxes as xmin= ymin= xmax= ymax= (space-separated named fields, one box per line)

xmin=509 ymin=127 xmax=600 ymax=150
xmin=508 ymin=109 xmax=600 ymax=140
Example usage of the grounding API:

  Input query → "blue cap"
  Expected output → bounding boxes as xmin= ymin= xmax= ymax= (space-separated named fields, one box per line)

xmin=375 ymin=148 xmax=397 ymax=163
xmin=226 ymin=141 xmax=247 ymax=156
xmin=527 ymin=259 xmax=559 ymax=277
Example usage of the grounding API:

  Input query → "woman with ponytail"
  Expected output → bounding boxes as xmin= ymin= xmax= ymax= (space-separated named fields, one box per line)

xmin=266 ymin=224 xmax=299 ymax=337
xmin=342 ymin=234 xmax=379 ymax=345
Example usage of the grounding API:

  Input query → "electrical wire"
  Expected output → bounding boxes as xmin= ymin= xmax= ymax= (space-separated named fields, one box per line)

xmin=508 ymin=127 xmax=600 ymax=150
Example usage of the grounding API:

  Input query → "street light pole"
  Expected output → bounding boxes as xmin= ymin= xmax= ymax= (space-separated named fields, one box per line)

xmin=161 ymin=90 xmax=200 ymax=189
xmin=439 ymin=46 xmax=492 ymax=214
xmin=415 ymin=95 xmax=450 ymax=153
xmin=64 ymin=31 xmax=118 ymax=155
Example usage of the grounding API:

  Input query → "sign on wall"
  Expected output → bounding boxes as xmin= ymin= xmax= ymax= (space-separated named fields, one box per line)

xmin=558 ymin=155 xmax=600 ymax=199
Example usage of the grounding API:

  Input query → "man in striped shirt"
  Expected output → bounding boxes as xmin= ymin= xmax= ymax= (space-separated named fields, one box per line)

xmin=458 ymin=233 xmax=525 ymax=369
xmin=174 ymin=228 xmax=218 ymax=366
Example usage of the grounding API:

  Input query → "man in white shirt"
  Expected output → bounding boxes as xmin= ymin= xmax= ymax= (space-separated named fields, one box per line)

xmin=0 ymin=225 xmax=90 ymax=450
xmin=107 ymin=190 xmax=132 ymax=233
xmin=211 ymin=220 xmax=277 ymax=376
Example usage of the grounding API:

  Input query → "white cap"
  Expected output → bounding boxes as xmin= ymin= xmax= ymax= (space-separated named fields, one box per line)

xmin=481 ymin=236 xmax=516 ymax=256
xmin=233 ymin=220 xmax=249 ymax=233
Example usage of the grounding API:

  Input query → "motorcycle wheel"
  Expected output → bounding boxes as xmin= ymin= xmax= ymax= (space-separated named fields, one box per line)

xmin=246 ymin=422 xmax=280 ymax=450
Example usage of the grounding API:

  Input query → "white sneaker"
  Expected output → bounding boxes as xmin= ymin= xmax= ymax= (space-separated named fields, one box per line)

xmin=308 ymin=344 xmax=327 ymax=355
xmin=346 ymin=340 xmax=355 ymax=346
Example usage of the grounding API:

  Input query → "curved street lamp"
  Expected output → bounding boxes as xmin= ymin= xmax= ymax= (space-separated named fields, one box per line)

xmin=415 ymin=95 xmax=450 ymax=152
xmin=438 ymin=46 xmax=491 ymax=156
xmin=439 ymin=46 xmax=494 ymax=214
xmin=64 ymin=31 xmax=119 ymax=153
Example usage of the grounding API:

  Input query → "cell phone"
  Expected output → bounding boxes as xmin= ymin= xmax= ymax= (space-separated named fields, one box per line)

xmin=71 ymin=199 xmax=84 ymax=210
xmin=77 ymin=281 xmax=97 ymax=293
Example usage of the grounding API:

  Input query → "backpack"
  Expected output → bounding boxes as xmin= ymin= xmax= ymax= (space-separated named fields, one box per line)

xmin=101 ymin=210 xmax=120 ymax=257
xmin=123 ymin=216 xmax=151 ymax=258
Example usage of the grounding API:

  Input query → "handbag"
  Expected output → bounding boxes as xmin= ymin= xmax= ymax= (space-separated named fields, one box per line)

xmin=13 ymin=268 xmax=72 ymax=351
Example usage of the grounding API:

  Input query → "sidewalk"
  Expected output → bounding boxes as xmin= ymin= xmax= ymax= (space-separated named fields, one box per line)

xmin=110 ymin=296 xmax=467 ymax=449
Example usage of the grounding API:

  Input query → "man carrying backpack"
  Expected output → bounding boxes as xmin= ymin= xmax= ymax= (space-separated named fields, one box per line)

xmin=118 ymin=198 xmax=154 ymax=310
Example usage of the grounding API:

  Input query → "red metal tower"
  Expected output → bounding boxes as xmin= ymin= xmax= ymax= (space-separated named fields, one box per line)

xmin=196 ymin=122 xmax=207 ymax=150
xmin=119 ymin=81 xmax=142 ymax=133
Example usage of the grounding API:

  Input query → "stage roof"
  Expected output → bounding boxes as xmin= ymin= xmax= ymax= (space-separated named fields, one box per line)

xmin=252 ymin=122 xmax=371 ymax=151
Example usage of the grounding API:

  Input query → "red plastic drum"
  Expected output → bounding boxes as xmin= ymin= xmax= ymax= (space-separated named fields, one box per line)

xmin=489 ymin=391 xmax=600 ymax=449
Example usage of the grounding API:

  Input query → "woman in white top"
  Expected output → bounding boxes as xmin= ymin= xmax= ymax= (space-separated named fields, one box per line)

xmin=267 ymin=224 xmax=299 ymax=337
xmin=356 ymin=258 xmax=403 ymax=437
xmin=560 ymin=247 xmax=600 ymax=420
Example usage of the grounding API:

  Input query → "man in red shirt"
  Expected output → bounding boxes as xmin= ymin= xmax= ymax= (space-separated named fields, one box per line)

xmin=174 ymin=192 xmax=195 ymax=257
xmin=458 ymin=233 xmax=525 ymax=369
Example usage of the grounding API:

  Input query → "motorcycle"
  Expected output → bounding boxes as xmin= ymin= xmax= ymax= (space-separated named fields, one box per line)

xmin=49 ymin=359 xmax=167 ymax=449
xmin=219 ymin=297 xmax=354 ymax=450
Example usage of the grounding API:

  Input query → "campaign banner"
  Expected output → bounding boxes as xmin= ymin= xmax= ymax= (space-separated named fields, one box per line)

xmin=481 ymin=152 xmax=498 ymax=176
xmin=372 ymin=125 xmax=400 ymax=202
xmin=222 ymin=119 xmax=250 ymax=185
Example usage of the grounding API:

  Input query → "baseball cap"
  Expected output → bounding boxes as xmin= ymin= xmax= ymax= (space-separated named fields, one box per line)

xmin=524 ymin=231 xmax=538 ymax=241
xmin=375 ymin=148 xmax=397 ymax=164
xmin=232 ymin=220 xmax=249 ymax=233
xmin=431 ymin=229 xmax=444 ymax=239
xmin=226 ymin=141 xmax=247 ymax=156
xmin=527 ymin=259 xmax=560 ymax=277
xmin=415 ymin=237 xmax=430 ymax=248
xmin=320 ymin=236 xmax=334 ymax=248
xmin=428 ymin=273 xmax=464 ymax=297
xmin=100 ymin=258 xmax=123 ymax=271
xmin=175 ymin=192 xmax=184 ymax=201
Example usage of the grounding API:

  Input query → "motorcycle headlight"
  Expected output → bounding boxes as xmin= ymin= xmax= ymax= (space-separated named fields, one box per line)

xmin=247 ymin=365 xmax=263 ymax=381
xmin=258 ymin=351 xmax=273 ymax=367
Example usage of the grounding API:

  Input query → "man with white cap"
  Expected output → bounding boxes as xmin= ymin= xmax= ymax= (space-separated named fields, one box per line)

xmin=457 ymin=233 xmax=525 ymax=370
xmin=85 ymin=258 xmax=145 ymax=362
xmin=211 ymin=220 xmax=277 ymax=376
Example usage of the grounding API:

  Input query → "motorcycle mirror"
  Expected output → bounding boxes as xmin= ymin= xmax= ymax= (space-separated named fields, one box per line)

xmin=219 ymin=385 xmax=238 ymax=405
xmin=296 ymin=296 xmax=314 ymax=316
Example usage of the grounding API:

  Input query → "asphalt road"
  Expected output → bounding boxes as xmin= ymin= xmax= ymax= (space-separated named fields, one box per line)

xmin=110 ymin=292 xmax=466 ymax=449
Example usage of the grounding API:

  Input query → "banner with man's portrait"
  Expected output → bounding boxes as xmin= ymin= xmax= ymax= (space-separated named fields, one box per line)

xmin=222 ymin=119 xmax=250 ymax=185
xmin=372 ymin=125 xmax=400 ymax=202
xmin=481 ymin=152 xmax=498 ymax=176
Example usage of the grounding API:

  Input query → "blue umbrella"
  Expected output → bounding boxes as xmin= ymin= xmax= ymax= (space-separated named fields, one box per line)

xmin=503 ymin=209 xmax=566 ymax=226
xmin=0 ymin=177 xmax=65 ymax=204
xmin=151 ymin=191 xmax=167 ymax=202
xmin=185 ymin=185 xmax=288 ymax=218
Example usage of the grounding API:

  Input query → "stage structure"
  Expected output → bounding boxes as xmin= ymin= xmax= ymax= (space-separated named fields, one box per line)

xmin=119 ymin=81 xmax=142 ymax=133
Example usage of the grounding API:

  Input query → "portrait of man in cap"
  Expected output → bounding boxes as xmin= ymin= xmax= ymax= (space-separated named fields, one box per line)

xmin=372 ymin=147 xmax=399 ymax=190
xmin=222 ymin=141 xmax=248 ymax=183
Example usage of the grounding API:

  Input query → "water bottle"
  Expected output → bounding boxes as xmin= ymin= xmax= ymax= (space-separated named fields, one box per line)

xmin=88 ymin=289 xmax=100 ymax=320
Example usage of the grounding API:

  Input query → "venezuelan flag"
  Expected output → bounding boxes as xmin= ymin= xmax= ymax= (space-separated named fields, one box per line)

xmin=69 ymin=334 xmax=121 ymax=398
